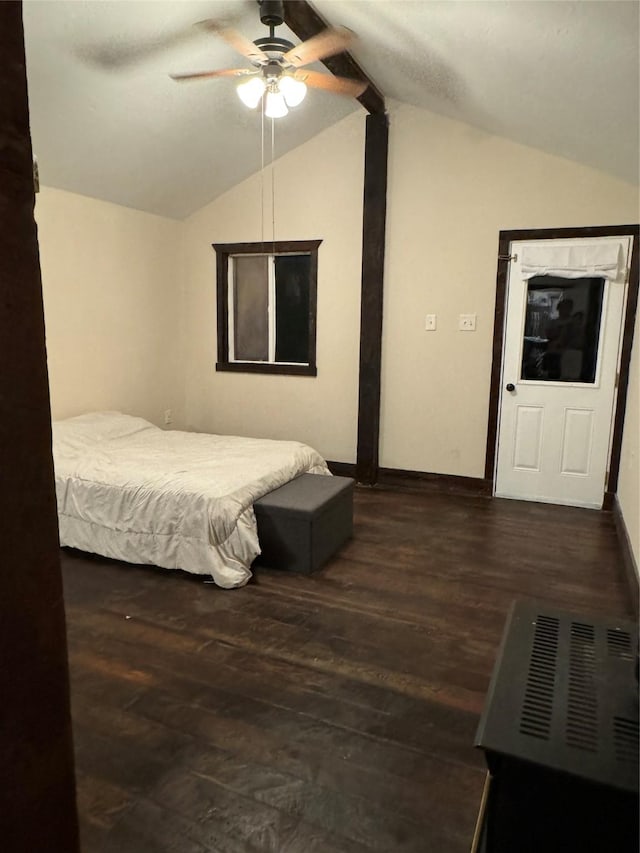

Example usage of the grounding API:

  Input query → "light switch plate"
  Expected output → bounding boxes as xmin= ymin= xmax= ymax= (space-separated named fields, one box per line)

xmin=459 ymin=313 xmax=476 ymax=331
xmin=425 ymin=314 xmax=437 ymax=331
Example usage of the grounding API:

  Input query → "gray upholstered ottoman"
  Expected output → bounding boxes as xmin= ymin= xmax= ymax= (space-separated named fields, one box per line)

xmin=253 ymin=474 xmax=354 ymax=573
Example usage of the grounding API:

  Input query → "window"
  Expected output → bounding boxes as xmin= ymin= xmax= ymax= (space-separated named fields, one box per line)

xmin=521 ymin=276 xmax=605 ymax=383
xmin=213 ymin=240 xmax=321 ymax=376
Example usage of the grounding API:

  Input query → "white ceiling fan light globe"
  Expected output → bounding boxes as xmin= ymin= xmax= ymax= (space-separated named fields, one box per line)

xmin=279 ymin=75 xmax=307 ymax=108
xmin=264 ymin=89 xmax=288 ymax=118
xmin=237 ymin=76 xmax=266 ymax=109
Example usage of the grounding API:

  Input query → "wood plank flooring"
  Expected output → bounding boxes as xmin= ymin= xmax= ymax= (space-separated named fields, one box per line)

xmin=61 ymin=488 xmax=634 ymax=853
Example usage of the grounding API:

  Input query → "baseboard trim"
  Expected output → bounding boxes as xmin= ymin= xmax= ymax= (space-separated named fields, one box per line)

xmin=612 ymin=496 xmax=639 ymax=619
xmin=326 ymin=461 xmax=492 ymax=495
xmin=377 ymin=467 xmax=492 ymax=497
xmin=326 ymin=461 xmax=357 ymax=478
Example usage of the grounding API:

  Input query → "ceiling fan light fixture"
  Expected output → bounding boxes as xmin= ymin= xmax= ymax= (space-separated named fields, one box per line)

xmin=278 ymin=75 xmax=307 ymax=107
xmin=264 ymin=88 xmax=288 ymax=118
xmin=236 ymin=75 xmax=266 ymax=108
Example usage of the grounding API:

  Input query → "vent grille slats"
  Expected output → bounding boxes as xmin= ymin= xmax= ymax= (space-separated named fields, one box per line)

xmin=516 ymin=614 xmax=639 ymax=771
xmin=476 ymin=603 xmax=639 ymax=793
xmin=519 ymin=616 xmax=559 ymax=741
xmin=566 ymin=620 xmax=598 ymax=752
xmin=607 ymin=628 xmax=634 ymax=661
xmin=613 ymin=716 xmax=639 ymax=765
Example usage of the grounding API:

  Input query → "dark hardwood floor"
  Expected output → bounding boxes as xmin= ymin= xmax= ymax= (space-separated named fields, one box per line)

xmin=61 ymin=487 xmax=634 ymax=853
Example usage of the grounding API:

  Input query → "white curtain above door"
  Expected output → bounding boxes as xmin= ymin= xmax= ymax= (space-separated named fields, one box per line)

xmin=520 ymin=241 xmax=624 ymax=280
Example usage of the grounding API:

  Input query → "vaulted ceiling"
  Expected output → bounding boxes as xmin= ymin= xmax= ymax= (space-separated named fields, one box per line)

xmin=23 ymin=1 xmax=639 ymax=220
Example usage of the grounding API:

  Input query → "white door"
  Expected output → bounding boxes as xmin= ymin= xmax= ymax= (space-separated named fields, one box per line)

xmin=495 ymin=236 xmax=632 ymax=509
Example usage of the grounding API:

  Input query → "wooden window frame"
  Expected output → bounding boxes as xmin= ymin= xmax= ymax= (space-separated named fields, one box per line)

xmin=213 ymin=240 xmax=321 ymax=376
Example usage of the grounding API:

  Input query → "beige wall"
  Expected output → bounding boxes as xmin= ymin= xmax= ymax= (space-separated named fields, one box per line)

xmin=380 ymin=102 xmax=639 ymax=476
xmin=618 ymin=307 xmax=640 ymax=571
xmin=180 ymin=103 xmax=638 ymax=474
xmin=36 ymin=187 xmax=184 ymax=428
xmin=37 ymin=106 xmax=638 ymax=552
xmin=181 ymin=112 xmax=365 ymax=462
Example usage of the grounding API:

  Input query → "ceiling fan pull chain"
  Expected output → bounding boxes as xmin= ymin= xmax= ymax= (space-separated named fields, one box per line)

xmin=271 ymin=116 xmax=276 ymax=251
xmin=261 ymin=97 xmax=265 ymax=247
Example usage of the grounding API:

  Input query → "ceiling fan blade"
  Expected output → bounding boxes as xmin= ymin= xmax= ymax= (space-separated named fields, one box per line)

xmin=294 ymin=69 xmax=367 ymax=98
xmin=283 ymin=26 xmax=356 ymax=68
xmin=197 ymin=20 xmax=268 ymax=64
xmin=77 ymin=27 xmax=203 ymax=70
xmin=170 ymin=68 xmax=255 ymax=82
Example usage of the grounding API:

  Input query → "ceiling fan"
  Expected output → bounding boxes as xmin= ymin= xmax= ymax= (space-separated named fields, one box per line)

xmin=170 ymin=0 xmax=367 ymax=118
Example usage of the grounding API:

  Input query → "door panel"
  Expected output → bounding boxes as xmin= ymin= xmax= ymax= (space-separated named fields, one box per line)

xmin=513 ymin=407 xmax=544 ymax=470
xmin=560 ymin=409 xmax=593 ymax=475
xmin=495 ymin=236 xmax=631 ymax=509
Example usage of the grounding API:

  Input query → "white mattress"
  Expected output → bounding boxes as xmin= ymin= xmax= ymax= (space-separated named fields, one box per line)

xmin=52 ymin=412 xmax=330 ymax=588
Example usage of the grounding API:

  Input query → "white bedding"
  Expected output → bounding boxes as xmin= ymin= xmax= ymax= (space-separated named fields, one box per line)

xmin=52 ymin=412 xmax=330 ymax=588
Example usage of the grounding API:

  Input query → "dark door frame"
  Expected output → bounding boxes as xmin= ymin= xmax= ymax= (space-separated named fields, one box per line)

xmin=1 ymin=2 xmax=80 ymax=848
xmin=485 ymin=224 xmax=639 ymax=509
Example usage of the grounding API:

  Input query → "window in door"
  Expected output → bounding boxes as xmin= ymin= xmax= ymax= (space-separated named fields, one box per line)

xmin=521 ymin=276 xmax=605 ymax=383
xmin=213 ymin=240 xmax=321 ymax=376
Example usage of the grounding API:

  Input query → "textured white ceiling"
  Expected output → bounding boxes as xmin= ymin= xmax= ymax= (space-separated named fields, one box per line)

xmin=23 ymin=1 xmax=639 ymax=220
xmin=315 ymin=0 xmax=639 ymax=185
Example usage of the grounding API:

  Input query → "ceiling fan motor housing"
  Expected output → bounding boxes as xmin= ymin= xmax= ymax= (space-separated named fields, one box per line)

xmin=259 ymin=0 xmax=285 ymax=28
xmin=253 ymin=36 xmax=294 ymax=62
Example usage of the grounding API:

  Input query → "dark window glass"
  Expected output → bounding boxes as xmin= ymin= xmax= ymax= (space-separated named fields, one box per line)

xmin=275 ymin=255 xmax=311 ymax=364
xmin=521 ymin=276 xmax=604 ymax=383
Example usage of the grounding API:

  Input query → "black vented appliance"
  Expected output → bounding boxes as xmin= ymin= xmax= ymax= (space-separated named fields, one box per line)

xmin=474 ymin=600 xmax=639 ymax=853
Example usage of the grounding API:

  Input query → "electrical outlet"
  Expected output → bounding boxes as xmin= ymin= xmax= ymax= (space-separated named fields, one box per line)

xmin=164 ymin=409 xmax=173 ymax=426
xmin=459 ymin=313 xmax=477 ymax=331
xmin=425 ymin=314 xmax=437 ymax=331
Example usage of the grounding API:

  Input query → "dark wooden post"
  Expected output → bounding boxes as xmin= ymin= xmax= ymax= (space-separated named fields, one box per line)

xmin=0 ymin=4 xmax=80 ymax=850
xmin=356 ymin=113 xmax=389 ymax=484
xmin=283 ymin=1 xmax=389 ymax=484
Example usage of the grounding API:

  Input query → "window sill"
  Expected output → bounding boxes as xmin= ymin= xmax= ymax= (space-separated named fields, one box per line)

xmin=216 ymin=362 xmax=317 ymax=377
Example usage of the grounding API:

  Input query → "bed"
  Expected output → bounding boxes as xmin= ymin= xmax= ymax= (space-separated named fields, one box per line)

xmin=52 ymin=411 xmax=330 ymax=588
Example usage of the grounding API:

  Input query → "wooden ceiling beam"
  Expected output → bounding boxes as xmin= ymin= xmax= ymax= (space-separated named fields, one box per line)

xmin=282 ymin=1 xmax=385 ymax=115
